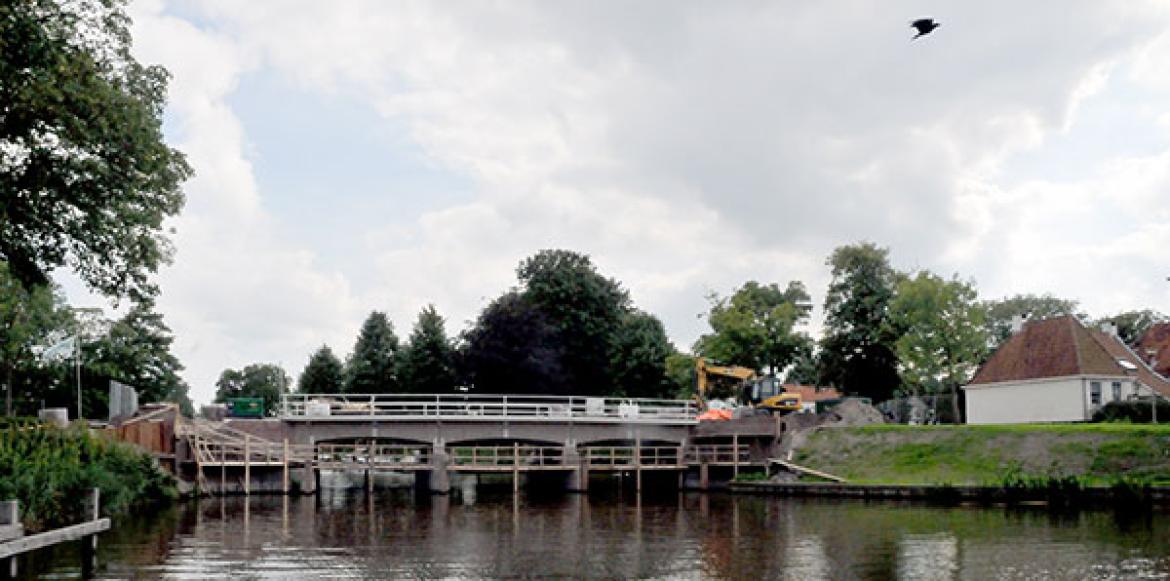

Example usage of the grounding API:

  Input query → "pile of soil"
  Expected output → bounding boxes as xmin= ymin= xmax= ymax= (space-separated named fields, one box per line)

xmin=824 ymin=399 xmax=886 ymax=426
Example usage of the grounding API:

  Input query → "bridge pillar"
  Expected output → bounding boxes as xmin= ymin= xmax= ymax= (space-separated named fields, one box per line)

xmin=297 ymin=436 xmax=317 ymax=495
xmin=428 ymin=440 xmax=451 ymax=494
xmin=699 ymin=462 xmax=710 ymax=491
xmin=564 ymin=445 xmax=587 ymax=493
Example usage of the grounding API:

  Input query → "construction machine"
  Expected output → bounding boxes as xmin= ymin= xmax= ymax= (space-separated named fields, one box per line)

xmin=694 ymin=357 xmax=802 ymax=415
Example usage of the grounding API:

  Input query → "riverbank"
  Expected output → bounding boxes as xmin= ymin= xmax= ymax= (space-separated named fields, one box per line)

xmin=788 ymin=423 xmax=1170 ymax=487
xmin=0 ymin=419 xmax=177 ymax=531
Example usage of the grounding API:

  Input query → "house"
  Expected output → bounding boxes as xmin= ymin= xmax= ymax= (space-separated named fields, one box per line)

xmin=783 ymin=384 xmax=842 ymax=414
xmin=963 ymin=315 xmax=1170 ymax=424
xmin=1137 ymin=322 xmax=1170 ymax=378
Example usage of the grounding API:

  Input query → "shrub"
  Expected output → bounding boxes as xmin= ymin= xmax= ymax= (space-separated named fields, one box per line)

xmin=0 ymin=422 xmax=176 ymax=531
xmin=1093 ymin=400 xmax=1170 ymax=423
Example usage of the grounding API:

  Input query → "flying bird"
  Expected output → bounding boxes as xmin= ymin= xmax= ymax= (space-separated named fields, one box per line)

xmin=911 ymin=18 xmax=940 ymax=40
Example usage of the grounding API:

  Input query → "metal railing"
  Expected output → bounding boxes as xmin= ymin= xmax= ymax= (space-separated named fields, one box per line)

xmin=281 ymin=393 xmax=698 ymax=423
xmin=582 ymin=446 xmax=684 ymax=468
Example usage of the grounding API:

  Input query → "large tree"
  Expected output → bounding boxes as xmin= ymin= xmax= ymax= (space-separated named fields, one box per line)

xmin=0 ymin=0 xmax=191 ymax=300
xmin=517 ymin=249 xmax=630 ymax=394
xmin=695 ymin=280 xmax=813 ymax=376
xmin=344 ymin=311 xmax=399 ymax=393
xmin=296 ymin=345 xmax=343 ymax=394
xmin=399 ymin=305 xmax=457 ymax=394
xmin=0 ymin=261 xmax=69 ymax=416
xmin=610 ymin=310 xmax=675 ymax=399
xmin=214 ymin=363 xmax=290 ymax=417
xmin=461 ymin=291 xmax=567 ymax=395
xmin=817 ymin=242 xmax=902 ymax=401
xmin=983 ymin=294 xmax=1080 ymax=348
xmin=889 ymin=272 xmax=989 ymax=422
xmin=85 ymin=300 xmax=192 ymax=416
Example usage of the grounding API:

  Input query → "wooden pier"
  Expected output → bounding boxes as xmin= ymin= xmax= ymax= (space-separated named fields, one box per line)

xmin=0 ymin=489 xmax=110 ymax=579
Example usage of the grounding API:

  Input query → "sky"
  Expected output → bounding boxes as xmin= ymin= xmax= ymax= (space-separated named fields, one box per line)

xmin=62 ymin=0 xmax=1170 ymax=406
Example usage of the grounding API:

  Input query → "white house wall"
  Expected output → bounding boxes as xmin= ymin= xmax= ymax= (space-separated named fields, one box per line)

xmin=965 ymin=378 xmax=1087 ymax=424
xmin=964 ymin=376 xmax=1138 ymax=424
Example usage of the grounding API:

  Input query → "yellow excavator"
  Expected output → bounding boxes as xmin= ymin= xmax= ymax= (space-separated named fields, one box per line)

xmin=694 ymin=357 xmax=802 ymax=415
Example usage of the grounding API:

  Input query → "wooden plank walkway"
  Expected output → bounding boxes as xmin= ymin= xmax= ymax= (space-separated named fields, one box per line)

xmin=768 ymin=459 xmax=847 ymax=483
xmin=0 ymin=489 xmax=109 ymax=578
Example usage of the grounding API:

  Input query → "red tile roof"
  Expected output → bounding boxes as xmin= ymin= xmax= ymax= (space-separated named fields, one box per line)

xmin=970 ymin=315 xmax=1170 ymax=396
xmin=1137 ymin=322 xmax=1170 ymax=378
xmin=783 ymin=385 xmax=842 ymax=402
xmin=970 ymin=316 xmax=1121 ymax=384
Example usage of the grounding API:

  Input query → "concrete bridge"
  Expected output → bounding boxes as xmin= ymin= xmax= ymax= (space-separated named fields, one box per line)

xmin=174 ymin=394 xmax=784 ymax=496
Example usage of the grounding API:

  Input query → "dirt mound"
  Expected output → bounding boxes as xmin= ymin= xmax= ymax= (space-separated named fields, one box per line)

xmin=824 ymin=398 xmax=886 ymax=426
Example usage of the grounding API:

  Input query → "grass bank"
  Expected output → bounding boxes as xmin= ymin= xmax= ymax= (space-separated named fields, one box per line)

xmin=0 ymin=419 xmax=177 ymax=531
xmin=792 ymin=423 xmax=1170 ymax=487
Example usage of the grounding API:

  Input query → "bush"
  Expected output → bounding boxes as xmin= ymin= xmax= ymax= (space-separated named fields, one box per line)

xmin=0 ymin=421 xmax=176 ymax=531
xmin=1093 ymin=400 xmax=1170 ymax=424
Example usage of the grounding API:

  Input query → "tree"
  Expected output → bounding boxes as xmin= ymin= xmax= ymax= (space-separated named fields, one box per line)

xmin=664 ymin=352 xmax=696 ymax=398
xmin=695 ymin=281 xmax=814 ymax=375
xmin=610 ymin=311 xmax=675 ymax=399
xmin=784 ymin=350 xmax=820 ymax=386
xmin=817 ymin=242 xmax=902 ymax=401
xmin=0 ymin=261 xmax=69 ymax=415
xmin=214 ymin=363 xmax=290 ymax=417
xmin=0 ymin=0 xmax=191 ymax=300
xmin=399 ymin=305 xmax=457 ymax=394
xmin=297 ymin=345 xmax=343 ymax=394
xmin=889 ymin=272 xmax=989 ymax=422
xmin=461 ymin=292 xmax=567 ymax=395
xmin=85 ymin=300 xmax=192 ymax=416
xmin=518 ymin=249 xmax=629 ymax=394
xmin=344 ymin=312 xmax=399 ymax=393
xmin=1094 ymin=310 xmax=1167 ymax=347
xmin=983 ymin=294 xmax=1080 ymax=348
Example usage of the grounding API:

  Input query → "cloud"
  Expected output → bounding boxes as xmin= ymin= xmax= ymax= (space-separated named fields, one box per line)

xmin=114 ymin=0 xmax=1170 ymax=402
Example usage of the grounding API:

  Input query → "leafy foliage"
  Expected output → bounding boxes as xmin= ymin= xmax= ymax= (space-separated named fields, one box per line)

xmin=213 ymin=363 xmax=290 ymax=417
xmin=889 ymin=271 xmax=989 ymax=422
xmin=1093 ymin=309 xmax=1168 ymax=348
xmin=0 ymin=421 xmax=176 ymax=531
xmin=817 ymin=243 xmax=902 ymax=401
xmin=983 ymin=294 xmax=1080 ymax=348
xmin=398 ymin=305 xmax=457 ymax=394
xmin=84 ymin=300 xmax=192 ymax=416
xmin=296 ymin=345 xmax=343 ymax=394
xmin=461 ymin=292 xmax=567 ymax=395
xmin=517 ymin=249 xmax=630 ymax=393
xmin=0 ymin=0 xmax=191 ymax=300
xmin=695 ymin=280 xmax=813 ymax=375
xmin=610 ymin=310 xmax=675 ymax=398
xmin=344 ymin=311 xmax=399 ymax=393
xmin=1 ymin=261 xmax=70 ymax=415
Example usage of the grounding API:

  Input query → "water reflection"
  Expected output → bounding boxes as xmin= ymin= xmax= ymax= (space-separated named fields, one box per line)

xmin=29 ymin=490 xmax=1170 ymax=579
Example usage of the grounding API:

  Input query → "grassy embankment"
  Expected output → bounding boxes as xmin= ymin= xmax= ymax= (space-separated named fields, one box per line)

xmin=792 ymin=423 xmax=1170 ymax=487
xmin=0 ymin=419 xmax=177 ymax=531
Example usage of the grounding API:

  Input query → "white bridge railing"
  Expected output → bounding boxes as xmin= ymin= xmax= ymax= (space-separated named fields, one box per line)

xmin=281 ymin=393 xmax=698 ymax=423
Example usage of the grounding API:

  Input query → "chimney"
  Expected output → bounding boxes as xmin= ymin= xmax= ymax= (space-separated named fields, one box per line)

xmin=1010 ymin=314 xmax=1027 ymax=334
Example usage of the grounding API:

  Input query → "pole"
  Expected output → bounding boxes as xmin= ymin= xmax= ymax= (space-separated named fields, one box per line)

xmin=75 ymin=338 xmax=82 ymax=421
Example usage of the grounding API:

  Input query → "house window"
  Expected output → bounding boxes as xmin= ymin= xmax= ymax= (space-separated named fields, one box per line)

xmin=1090 ymin=381 xmax=1102 ymax=405
xmin=1112 ymin=382 xmax=1122 ymax=401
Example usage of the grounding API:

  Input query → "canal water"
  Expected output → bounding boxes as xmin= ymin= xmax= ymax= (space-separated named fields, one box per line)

xmin=25 ymin=486 xmax=1170 ymax=580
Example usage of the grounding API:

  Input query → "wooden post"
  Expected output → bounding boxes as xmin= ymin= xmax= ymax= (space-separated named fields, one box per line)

xmin=732 ymin=435 xmax=739 ymax=478
xmin=366 ymin=442 xmax=374 ymax=495
xmin=635 ymin=438 xmax=642 ymax=493
xmin=220 ymin=442 xmax=226 ymax=495
xmin=81 ymin=488 xmax=99 ymax=577
xmin=244 ymin=435 xmax=251 ymax=496
xmin=512 ymin=443 xmax=520 ymax=494
xmin=1 ymin=499 xmax=18 ymax=578
xmin=282 ymin=438 xmax=290 ymax=494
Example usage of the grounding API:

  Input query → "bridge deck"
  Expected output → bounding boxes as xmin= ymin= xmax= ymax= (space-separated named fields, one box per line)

xmin=281 ymin=393 xmax=698 ymax=425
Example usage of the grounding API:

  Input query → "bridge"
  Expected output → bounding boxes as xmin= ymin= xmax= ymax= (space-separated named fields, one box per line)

xmin=166 ymin=394 xmax=782 ymax=495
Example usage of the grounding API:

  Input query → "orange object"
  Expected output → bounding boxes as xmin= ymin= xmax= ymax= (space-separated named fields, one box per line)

xmin=697 ymin=409 xmax=733 ymax=422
